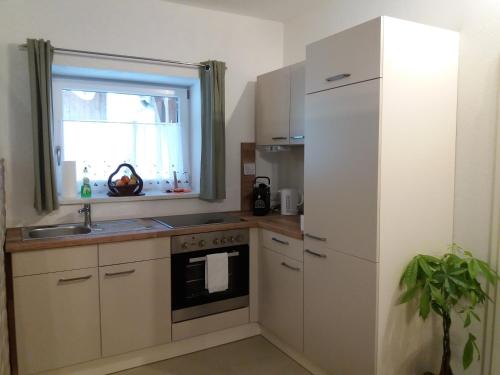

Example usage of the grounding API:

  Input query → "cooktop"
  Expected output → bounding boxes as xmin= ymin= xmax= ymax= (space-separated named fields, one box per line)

xmin=153 ymin=212 xmax=242 ymax=229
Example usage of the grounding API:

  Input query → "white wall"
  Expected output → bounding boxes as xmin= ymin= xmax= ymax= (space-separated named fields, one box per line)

xmin=0 ymin=0 xmax=284 ymax=227
xmin=283 ymin=1 xmax=500 ymax=374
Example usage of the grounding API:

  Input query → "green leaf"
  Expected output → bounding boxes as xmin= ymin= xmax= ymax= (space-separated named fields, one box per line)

xmin=419 ymin=286 xmax=431 ymax=319
xmin=464 ymin=312 xmax=471 ymax=328
xmin=401 ymin=258 xmax=419 ymax=288
xmin=463 ymin=333 xmax=475 ymax=369
xmin=418 ymin=256 xmax=433 ymax=277
xmin=470 ymin=311 xmax=481 ymax=322
xmin=398 ymin=285 xmax=419 ymax=304
xmin=477 ymin=260 xmax=498 ymax=284
xmin=429 ymin=284 xmax=446 ymax=307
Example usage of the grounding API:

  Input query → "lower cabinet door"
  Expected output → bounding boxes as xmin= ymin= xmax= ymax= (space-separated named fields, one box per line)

xmin=259 ymin=247 xmax=303 ymax=352
xmin=304 ymin=248 xmax=377 ymax=374
xmin=14 ymin=268 xmax=101 ymax=375
xmin=100 ymin=257 xmax=171 ymax=357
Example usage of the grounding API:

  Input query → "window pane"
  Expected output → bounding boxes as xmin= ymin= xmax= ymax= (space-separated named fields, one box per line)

xmin=61 ymin=87 xmax=188 ymax=194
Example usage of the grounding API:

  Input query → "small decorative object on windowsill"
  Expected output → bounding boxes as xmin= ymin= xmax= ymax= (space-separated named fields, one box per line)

xmin=107 ymin=163 xmax=144 ymax=197
xmin=166 ymin=171 xmax=192 ymax=193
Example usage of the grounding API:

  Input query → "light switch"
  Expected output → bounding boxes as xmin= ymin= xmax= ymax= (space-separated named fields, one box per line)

xmin=243 ymin=163 xmax=256 ymax=176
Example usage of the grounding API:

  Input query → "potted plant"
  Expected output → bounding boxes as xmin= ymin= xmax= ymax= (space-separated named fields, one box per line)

xmin=399 ymin=244 xmax=499 ymax=375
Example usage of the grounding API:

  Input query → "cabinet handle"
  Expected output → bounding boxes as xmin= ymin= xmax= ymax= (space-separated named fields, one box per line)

xmin=290 ymin=135 xmax=305 ymax=140
xmin=305 ymin=233 xmax=327 ymax=242
xmin=325 ymin=73 xmax=351 ymax=82
xmin=305 ymin=249 xmax=327 ymax=258
xmin=271 ymin=137 xmax=287 ymax=140
xmin=272 ymin=237 xmax=289 ymax=245
xmin=281 ymin=262 xmax=301 ymax=271
xmin=58 ymin=275 xmax=92 ymax=283
xmin=105 ymin=269 xmax=136 ymax=277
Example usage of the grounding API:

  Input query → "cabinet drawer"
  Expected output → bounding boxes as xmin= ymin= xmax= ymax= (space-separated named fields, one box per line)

xmin=12 ymin=245 xmax=98 ymax=277
xmin=14 ymin=268 xmax=100 ymax=374
xmin=306 ymin=17 xmax=382 ymax=94
xmin=99 ymin=237 xmax=170 ymax=266
xmin=261 ymin=230 xmax=303 ymax=262
xmin=100 ymin=258 xmax=171 ymax=357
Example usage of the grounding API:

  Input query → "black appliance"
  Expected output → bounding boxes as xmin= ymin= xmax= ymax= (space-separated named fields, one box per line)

xmin=170 ymin=229 xmax=249 ymax=323
xmin=252 ymin=176 xmax=271 ymax=216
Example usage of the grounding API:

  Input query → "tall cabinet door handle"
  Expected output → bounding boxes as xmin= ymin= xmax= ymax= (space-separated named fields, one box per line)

xmin=290 ymin=135 xmax=305 ymax=140
xmin=305 ymin=249 xmax=327 ymax=258
xmin=305 ymin=233 xmax=327 ymax=242
xmin=281 ymin=262 xmax=301 ymax=271
xmin=272 ymin=237 xmax=289 ymax=245
xmin=325 ymin=73 xmax=351 ymax=82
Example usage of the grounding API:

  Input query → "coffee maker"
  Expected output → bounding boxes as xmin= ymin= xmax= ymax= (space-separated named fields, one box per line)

xmin=252 ymin=176 xmax=271 ymax=216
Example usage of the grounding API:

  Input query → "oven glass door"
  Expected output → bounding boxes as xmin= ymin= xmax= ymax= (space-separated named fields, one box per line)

xmin=171 ymin=244 xmax=249 ymax=313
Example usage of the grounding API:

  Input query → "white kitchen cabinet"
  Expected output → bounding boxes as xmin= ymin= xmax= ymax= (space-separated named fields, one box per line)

xmin=14 ymin=268 xmax=101 ymax=375
xmin=99 ymin=257 xmax=171 ymax=357
xmin=304 ymin=248 xmax=377 ymax=374
xmin=256 ymin=62 xmax=305 ymax=145
xmin=289 ymin=62 xmax=306 ymax=144
xmin=259 ymin=246 xmax=303 ymax=352
xmin=304 ymin=17 xmax=458 ymax=374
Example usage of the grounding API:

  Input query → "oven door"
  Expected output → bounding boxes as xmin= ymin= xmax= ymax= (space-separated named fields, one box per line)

xmin=171 ymin=244 xmax=249 ymax=322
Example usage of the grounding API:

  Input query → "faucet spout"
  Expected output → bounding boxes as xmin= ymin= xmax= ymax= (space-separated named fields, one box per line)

xmin=78 ymin=203 xmax=92 ymax=228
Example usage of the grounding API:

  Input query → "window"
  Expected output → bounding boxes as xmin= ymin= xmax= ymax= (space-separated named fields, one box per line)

xmin=53 ymin=77 xmax=192 ymax=196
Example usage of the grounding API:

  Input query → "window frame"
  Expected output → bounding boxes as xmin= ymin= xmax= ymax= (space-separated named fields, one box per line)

xmin=52 ymin=76 xmax=192 ymax=199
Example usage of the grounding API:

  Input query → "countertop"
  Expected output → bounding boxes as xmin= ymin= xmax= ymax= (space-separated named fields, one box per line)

xmin=5 ymin=212 xmax=302 ymax=253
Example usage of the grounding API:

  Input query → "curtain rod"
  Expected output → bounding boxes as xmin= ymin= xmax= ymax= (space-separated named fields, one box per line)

xmin=19 ymin=44 xmax=209 ymax=70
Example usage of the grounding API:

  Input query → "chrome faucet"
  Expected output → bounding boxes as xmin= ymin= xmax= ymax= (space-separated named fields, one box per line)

xmin=78 ymin=203 xmax=92 ymax=228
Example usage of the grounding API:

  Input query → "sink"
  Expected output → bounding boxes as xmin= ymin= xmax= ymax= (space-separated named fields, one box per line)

xmin=22 ymin=218 xmax=159 ymax=240
xmin=24 ymin=225 xmax=92 ymax=239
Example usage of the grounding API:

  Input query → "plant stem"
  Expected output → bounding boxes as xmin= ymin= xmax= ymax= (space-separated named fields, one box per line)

xmin=439 ymin=312 xmax=453 ymax=375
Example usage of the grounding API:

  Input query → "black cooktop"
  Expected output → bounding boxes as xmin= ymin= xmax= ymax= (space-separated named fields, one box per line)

xmin=153 ymin=212 xmax=242 ymax=228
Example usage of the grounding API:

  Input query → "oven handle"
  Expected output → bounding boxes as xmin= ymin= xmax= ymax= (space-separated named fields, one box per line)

xmin=189 ymin=251 xmax=240 ymax=264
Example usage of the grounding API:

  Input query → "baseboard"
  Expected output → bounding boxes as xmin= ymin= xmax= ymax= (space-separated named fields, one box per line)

xmin=260 ymin=328 xmax=328 ymax=375
xmin=39 ymin=323 xmax=261 ymax=375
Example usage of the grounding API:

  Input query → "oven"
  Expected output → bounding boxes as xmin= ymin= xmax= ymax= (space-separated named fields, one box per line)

xmin=171 ymin=229 xmax=249 ymax=323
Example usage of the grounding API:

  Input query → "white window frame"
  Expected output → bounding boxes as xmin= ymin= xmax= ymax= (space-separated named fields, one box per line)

xmin=52 ymin=76 xmax=194 ymax=202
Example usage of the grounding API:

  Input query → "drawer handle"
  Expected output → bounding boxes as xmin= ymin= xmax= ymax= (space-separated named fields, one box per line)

xmin=281 ymin=262 xmax=300 ymax=271
xmin=105 ymin=269 xmax=136 ymax=277
xmin=325 ymin=73 xmax=351 ymax=82
xmin=58 ymin=275 xmax=92 ymax=283
xmin=290 ymin=135 xmax=305 ymax=140
xmin=305 ymin=233 xmax=327 ymax=242
xmin=305 ymin=249 xmax=327 ymax=258
xmin=271 ymin=137 xmax=288 ymax=140
xmin=272 ymin=237 xmax=289 ymax=245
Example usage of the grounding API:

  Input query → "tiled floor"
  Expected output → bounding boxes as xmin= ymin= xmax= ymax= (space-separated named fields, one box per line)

xmin=114 ymin=335 xmax=311 ymax=375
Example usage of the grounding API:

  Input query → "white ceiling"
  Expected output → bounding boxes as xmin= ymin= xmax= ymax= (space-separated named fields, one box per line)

xmin=164 ymin=0 xmax=327 ymax=22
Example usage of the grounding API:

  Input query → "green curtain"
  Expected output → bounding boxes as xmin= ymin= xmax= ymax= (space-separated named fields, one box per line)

xmin=199 ymin=61 xmax=226 ymax=201
xmin=27 ymin=39 xmax=59 ymax=213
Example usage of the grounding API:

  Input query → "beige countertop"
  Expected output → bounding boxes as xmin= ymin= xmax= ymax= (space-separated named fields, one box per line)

xmin=5 ymin=212 xmax=302 ymax=253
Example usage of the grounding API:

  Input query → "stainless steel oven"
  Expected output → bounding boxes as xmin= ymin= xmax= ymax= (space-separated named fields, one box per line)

xmin=170 ymin=229 xmax=249 ymax=323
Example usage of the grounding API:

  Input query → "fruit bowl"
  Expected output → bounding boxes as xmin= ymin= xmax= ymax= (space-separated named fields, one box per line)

xmin=107 ymin=163 xmax=144 ymax=196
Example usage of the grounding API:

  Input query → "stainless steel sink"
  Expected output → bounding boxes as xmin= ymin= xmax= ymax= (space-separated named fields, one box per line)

xmin=22 ymin=218 xmax=159 ymax=240
xmin=24 ymin=225 xmax=92 ymax=239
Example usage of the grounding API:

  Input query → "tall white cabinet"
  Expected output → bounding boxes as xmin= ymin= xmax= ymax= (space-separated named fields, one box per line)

xmin=303 ymin=17 xmax=458 ymax=374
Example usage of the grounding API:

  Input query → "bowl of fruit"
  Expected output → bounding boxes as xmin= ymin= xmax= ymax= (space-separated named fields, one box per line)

xmin=107 ymin=163 xmax=144 ymax=196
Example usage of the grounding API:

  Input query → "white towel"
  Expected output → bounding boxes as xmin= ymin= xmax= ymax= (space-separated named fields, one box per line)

xmin=205 ymin=252 xmax=229 ymax=293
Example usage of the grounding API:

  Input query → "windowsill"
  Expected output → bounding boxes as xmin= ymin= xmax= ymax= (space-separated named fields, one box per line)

xmin=59 ymin=191 xmax=200 ymax=205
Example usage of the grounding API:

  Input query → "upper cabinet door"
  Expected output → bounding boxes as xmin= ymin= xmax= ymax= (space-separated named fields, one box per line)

xmin=306 ymin=18 xmax=382 ymax=94
xmin=304 ymin=79 xmax=380 ymax=262
xmin=256 ymin=66 xmax=291 ymax=145
xmin=289 ymin=62 xmax=306 ymax=144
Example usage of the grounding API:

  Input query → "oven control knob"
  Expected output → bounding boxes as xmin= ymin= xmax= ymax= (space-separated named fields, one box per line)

xmin=213 ymin=238 xmax=220 ymax=245
xmin=198 ymin=240 xmax=206 ymax=247
xmin=221 ymin=237 xmax=227 ymax=244
xmin=228 ymin=236 xmax=235 ymax=243
xmin=235 ymin=235 xmax=243 ymax=242
xmin=181 ymin=242 xmax=189 ymax=249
